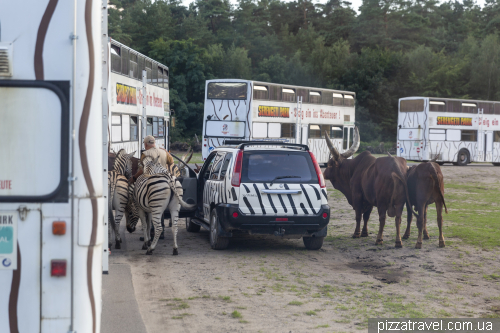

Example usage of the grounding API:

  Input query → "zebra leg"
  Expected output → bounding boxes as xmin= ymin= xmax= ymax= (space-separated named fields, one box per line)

xmin=113 ymin=207 xmax=125 ymax=250
xmin=138 ymin=209 xmax=149 ymax=250
xmin=146 ymin=210 xmax=164 ymax=255
xmin=108 ymin=204 xmax=114 ymax=250
xmin=168 ymin=197 xmax=181 ymax=256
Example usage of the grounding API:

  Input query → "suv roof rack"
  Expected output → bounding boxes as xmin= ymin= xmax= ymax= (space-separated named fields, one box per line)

xmin=222 ymin=140 xmax=309 ymax=151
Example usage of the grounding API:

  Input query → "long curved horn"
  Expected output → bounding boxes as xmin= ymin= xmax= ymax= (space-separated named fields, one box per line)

xmin=127 ymin=151 xmax=137 ymax=159
xmin=325 ymin=131 xmax=341 ymax=162
xmin=340 ymin=127 xmax=360 ymax=159
xmin=184 ymin=150 xmax=194 ymax=164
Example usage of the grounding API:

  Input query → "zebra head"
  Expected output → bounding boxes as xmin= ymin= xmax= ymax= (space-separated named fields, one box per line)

xmin=143 ymin=155 xmax=161 ymax=175
xmin=115 ymin=149 xmax=136 ymax=178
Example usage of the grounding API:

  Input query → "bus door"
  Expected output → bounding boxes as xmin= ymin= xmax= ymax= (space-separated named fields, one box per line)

xmin=301 ymin=125 xmax=309 ymax=145
xmin=343 ymin=127 xmax=354 ymax=154
xmin=483 ymin=131 xmax=493 ymax=162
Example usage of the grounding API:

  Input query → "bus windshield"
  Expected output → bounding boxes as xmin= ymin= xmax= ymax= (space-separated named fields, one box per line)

xmin=207 ymin=82 xmax=247 ymax=100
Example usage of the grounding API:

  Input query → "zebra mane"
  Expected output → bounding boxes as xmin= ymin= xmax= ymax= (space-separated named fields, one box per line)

xmin=115 ymin=149 xmax=135 ymax=177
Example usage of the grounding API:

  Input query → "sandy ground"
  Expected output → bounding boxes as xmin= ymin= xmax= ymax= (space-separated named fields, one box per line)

xmin=108 ymin=164 xmax=500 ymax=333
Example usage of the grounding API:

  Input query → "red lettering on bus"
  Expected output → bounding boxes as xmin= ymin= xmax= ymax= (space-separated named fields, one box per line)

xmin=0 ymin=180 xmax=12 ymax=190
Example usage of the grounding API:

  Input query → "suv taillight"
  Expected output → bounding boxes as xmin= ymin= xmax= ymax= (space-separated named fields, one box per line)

xmin=231 ymin=150 xmax=244 ymax=187
xmin=309 ymin=152 xmax=325 ymax=188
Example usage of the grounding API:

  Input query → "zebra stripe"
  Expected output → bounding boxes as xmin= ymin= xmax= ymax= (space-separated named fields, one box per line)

xmin=277 ymin=193 xmax=287 ymax=213
xmin=283 ymin=184 xmax=297 ymax=214
xmin=300 ymin=184 xmax=317 ymax=214
xmin=231 ymin=188 xmax=237 ymax=201
xmin=309 ymin=184 xmax=321 ymax=200
xmin=242 ymin=184 xmax=250 ymax=193
xmin=322 ymin=189 xmax=328 ymax=200
xmin=262 ymin=183 xmax=277 ymax=213
xmin=299 ymin=203 xmax=309 ymax=214
xmin=243 ymin=197 xmax=255 ymax=214
xmin=253 ymin=183 xmax=266 ymax=215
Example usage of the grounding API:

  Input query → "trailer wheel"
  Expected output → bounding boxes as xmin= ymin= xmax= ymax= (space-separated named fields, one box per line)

xmin=303 ymin=236 xmax=324 ymax=250
xmin=457 ymin=149 xmax=470 ymax=166
xmin=186 ymin=218 xmax=201 ymax=232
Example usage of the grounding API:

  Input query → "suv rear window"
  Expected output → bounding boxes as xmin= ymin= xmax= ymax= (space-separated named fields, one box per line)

xmin=241 ymin=151 xmax=317 ymax=184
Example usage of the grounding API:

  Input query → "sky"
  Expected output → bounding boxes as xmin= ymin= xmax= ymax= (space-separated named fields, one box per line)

xmin=180 ymin=0 xmax=488 ymax=13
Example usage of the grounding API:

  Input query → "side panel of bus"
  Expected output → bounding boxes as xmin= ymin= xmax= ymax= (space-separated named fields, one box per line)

xmin=0 ymin=1 xmax=104 ymax=332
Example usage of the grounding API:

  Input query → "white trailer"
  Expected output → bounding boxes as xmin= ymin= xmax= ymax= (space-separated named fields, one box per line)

xmin=397 ymin=97 xmax=500 ymax=166
xmin=0 ymin=0 xmax=106 ymax=332
xmin=202 ymin=79 xmax=356 ymax=164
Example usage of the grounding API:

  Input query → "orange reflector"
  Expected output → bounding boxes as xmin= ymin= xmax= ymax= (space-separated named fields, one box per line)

xmin=51 ymin=260 xmax=67 ymax=277
xmin=52 ymin=221 xmax=66 ymax=235
xmin=276 ymin=218 xmax=288 ymax=221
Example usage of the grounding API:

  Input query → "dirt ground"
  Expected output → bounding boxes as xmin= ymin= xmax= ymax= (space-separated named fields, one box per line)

xmin=109 ymin=164 xmax=500 ymax=333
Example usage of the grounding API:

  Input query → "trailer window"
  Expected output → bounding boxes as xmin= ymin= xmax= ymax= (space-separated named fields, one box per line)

xmin=429 ymin=100 xmax=446 ymax=112
xmin=281 ymin=123 xmax=296 ymax=138
xmin=333 ymin=93 xmax=343 ymax=106
xmin=495 ymin=132 xmax=500 ymax=143
xmin=462 ymin=103 xmax=477 ymax=114
xmin=461 ymin=130 xmax=477 ymax=142
xmin=253 ymin=85 xmax=268 ymax=100
xmin=282 ymin=88 xmax=295 ymax=102
xmin=309 ymin=91 xmax=321 ymax=104
xmin=344 ymin=95 xmax=355 ymax=107
xmin=400 ymin=99 xmax=424 ymax=112
xmin=207 ymin=82 xmax=247 ymax=100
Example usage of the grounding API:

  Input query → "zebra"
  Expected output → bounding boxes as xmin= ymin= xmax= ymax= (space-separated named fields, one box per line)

xmin=108 ymin=149 xmax=136 ymax=249
xmin=133 ymin=155 xmax=195 ymax=255
xmin=125 ymin=182 xmax=140 ymax=233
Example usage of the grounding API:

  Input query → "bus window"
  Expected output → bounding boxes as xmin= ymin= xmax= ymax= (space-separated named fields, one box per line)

xmin=429 ymin=100 xmax=446 ymax=112
xmin=158 ymin=120 xmax=164 ymax=138
xmin=268 ymin=123 xmax=281 ymax=138
xmin=138 ymin=56 xmax=145 ymax=77
xmin=400 ymin=99 xmax=424 ymax=112
xmin=281 ymin=123 xmax=296 ymax=138
xmin=309 ymin=91 xmax=321 ymax=104
xmin=121 ymin=48 xmax=129 ymax=76
xmin=461 ymin=130 xmax=477 ymax=142
xmin=111 ymin=115 xmax=121 ymax=142
xmin=478 ymin=102 xmax=494 ymax=114
xmin=297 ymin=89 xmax=308 ymax=103
xmin=253 ymin=85 xmax=269 ymax=100
xmin=495 ymin=104 xmax=500 ymax=115
xmin=269 ymin=85 xmax=281 ymax=101
xmin=343 ymin=127 xmax=349 ymax=149
xmin=322 ymin=91 xmax=333 ymax=105
xmin=153 ymin=117 xmax=159 ymax=137
xmin=146 ymin=61 xmax=152 ymax=83
xmin=495 ymin=132 xmax=500 ymax=142
xmin=344 ymin=95 xmax=355 ymax=107
xmin=122 ymin=115 xmax=130 ymax=141
xmin=446 ymin=129 xmax=460 ymax=141
xmin=130 ymin=116 xmax=138 ymax=141
xmin=163 ymin=68 xmax=169 ymax=89
xmin=207 ymin=82 xmax=247 ymax=99
xmin=331 ymin=126 xmax=343 ymax=139
xmin=462 ymin=103 xmax=477 ymax=114
xmin=333 ymin=93 xmax=343 ymax=106
xmin=447 ymin=100 xmax=461 ymax=113
xmin=344 ymin=115 xmax=350 ymax=122
xmin=252 ymin=122 xmax=268 ymax=138
xmin=282 ymin=88 xmax=295 ymax=102
xmin=349 ymin=127 xmax=354 ymax=146
xmin=111 ymin=44 xmax=121 ymax=73
xmin=152 ymin=63 xmax=158 ymax=85
xmin=129 ymin=53 xmax=138 ymax=79
xmin=147 ymin=117 xmax=153 ymax=136
xmin=309 ymin=125 xmax=321 ymax=138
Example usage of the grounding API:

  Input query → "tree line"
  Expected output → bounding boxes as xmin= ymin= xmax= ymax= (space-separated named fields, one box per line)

xmin=109 ymin=0 xmax=500 ymax=143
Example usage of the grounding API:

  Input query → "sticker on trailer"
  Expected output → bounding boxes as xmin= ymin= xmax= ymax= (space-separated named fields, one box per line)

xmin=416 ymin=147 xmax=420 ymax=153
xmin=0 ymin=212 xmax=17 ymax=270
xmin=400 ymin=148 xmax=404 ymax=153
xmin=208 ymin=147 xmax=214 ymax=153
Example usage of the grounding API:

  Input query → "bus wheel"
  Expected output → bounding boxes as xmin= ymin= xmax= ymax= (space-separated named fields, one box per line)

xmin=493 ymin=163 xmax=500 ymax=167
xmin=457 ymin=149 xmax=469 ymax=166
xmin=437 ymin=162 xmax=445 ymax=166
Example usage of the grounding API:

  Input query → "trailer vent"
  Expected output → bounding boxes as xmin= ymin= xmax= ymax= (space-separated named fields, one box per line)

xmin=0 ymin=43 xmax=13 ymax=77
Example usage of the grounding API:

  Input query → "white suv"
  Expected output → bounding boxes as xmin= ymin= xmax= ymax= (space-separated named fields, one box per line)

xmin=185 ymin=141 xmax=330 ymax=250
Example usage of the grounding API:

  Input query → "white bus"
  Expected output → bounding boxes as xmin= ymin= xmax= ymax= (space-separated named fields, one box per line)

xmin=108 ymin=39 xmax=170 ymax=156
xmin=1 ymin=0 xmax=106 ymax=332
xmin=201 ymin=79 xmax=356 ymax=164
xmin=397 ymin=97 xmax=500 ymax=166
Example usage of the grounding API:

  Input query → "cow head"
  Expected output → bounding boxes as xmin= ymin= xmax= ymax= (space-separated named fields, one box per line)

xmin=323 ymin=127 xmax=360 ymax=201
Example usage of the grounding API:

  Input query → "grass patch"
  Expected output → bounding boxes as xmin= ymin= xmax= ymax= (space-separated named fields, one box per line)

xmin=484 ymin=274 xmax=500 ymax=280
xmin=305 ymin=310 xmax=317 ymax=316
xmin=172 ymin=313 xmax=192 ymax=319
xmin=231 ymin=310 xmax=242 ymax=318
xmin=220 ymin=296 xmax=231 ymax=302
xmin=289 ymin=301 xmax=303 ymax=306
xmin=176 ymin=302 xmax=189 ymax=310
xmin=315 ymin=324 xmax=330 ymax=328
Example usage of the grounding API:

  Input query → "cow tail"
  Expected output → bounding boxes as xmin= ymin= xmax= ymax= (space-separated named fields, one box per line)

xmin=391 ymin=170 xmax=419 ymax=218
xmin=429 ymin=163 xmax=448 ymax=214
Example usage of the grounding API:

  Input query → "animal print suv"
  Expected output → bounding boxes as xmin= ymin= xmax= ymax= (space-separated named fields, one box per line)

xmin=189 ymin=141 xmax=330 ymax=250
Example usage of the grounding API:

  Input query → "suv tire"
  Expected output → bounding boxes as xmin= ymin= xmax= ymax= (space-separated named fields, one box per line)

xmin=303 ymin=236 xmax=324 ymax=250
xmin=210 ymin=209 xmax=229 ymax=250
xmin=457 ymin=149 xmax=470 ymax=166
xmin=186 ymin=218 xmax=201 ymax=232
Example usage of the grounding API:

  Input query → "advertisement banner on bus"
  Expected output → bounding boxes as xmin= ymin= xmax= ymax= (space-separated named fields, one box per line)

xmin=258 ymin=106 xmax=289 ymax=118
xmin=437 ymin=116 xmax=472 ymax=126
xmin=116 ymin=83 xmax=137 ymax=105
xmin=0 ymin=212 xmax=17 ymax=270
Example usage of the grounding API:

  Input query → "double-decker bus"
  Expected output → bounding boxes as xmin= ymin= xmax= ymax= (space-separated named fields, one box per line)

xmin=108 ymin=39 xmax=170 ymax=156
xmin=1 ymin=0 xmax=106 ymax=332
xmin=201 ymin=79 xmax=356 ymax=164
xmin=397 ymin=97 xmax=500 ymax=166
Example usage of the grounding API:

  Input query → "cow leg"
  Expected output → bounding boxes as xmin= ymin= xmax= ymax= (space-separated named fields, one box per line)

xmin=138 ymin=209 xmax=149 ymax=250
xmin=375 ymin=208 xmax=386 ymax=245
xmin=436 ymin=203 xmax=445 ymax=248
xmin=402 ymin=204 xmax=413 ymax=239
xmin=394 ymin=204 xmax=404 ymax=248
xmin=353 ymin=210 xmax=362 ymax=238
xmin=415 ymin=205 xmax=425 ymax=249
xmin=361 ymin=206 xmax=372 ymax=237
xmin=423 ymin=205 xmax=430 ymax=240
xmin=146 ymin=210 xmax=163 ymax=255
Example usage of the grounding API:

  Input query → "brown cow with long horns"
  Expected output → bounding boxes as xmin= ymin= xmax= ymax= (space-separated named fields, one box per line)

xmin=323 ymin=127 xmax=417 ymax=247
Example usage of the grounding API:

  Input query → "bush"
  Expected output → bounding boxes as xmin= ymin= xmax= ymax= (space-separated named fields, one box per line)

xmin=359 ymin=141 xmax=396 ymax=154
